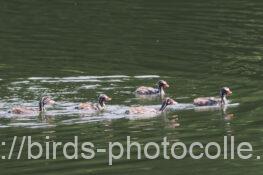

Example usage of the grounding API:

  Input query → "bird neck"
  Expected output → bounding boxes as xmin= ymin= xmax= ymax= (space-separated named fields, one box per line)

xmin=98 ymin=100 xmax=105 ymax=110
xmin=159 ymin=101 xmax=167 ymax=111
xmin=39 ymin=100 xmax=45 ymax=112
xmin=158 ymin=86 xmax=165 ymax=95
xmin=221 ymin=95 xmax=227 ymax=105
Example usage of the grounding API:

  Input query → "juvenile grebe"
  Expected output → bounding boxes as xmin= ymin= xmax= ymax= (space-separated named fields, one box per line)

xmin=125 ymin=98 xmax=177 ymax=116
xmin=10 ymin=96 xmax=55 ymax=115
xmin=193 ymin=87 xmax=232 ymax=106
xmin=135 ymin=80 xmax=169 ymax=96
xmin=76 ymin=94 xmax=112 ymax=111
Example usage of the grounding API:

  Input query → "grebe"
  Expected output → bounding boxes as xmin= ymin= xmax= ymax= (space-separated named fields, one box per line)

xmin=125 ymin=98 xmax=177 ymax=116
xmin=193 ymin=87 xmax=232 ymax=106
xmin=10 ymin=96 xmax=55 ymax=115
xmin=76 ymin=94 xmax=112 ymax=111
xmin=135 ymin=80 xmax=169 ymax=96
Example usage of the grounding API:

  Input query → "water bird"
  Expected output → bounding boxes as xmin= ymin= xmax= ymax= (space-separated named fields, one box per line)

xmin=135 ymin=80 xmax=170 ymax=96
xmin=76 ymin=94 xmax=112 ymax=111
xmin=10 ymin=96 xmax=55 ymax=115
xmin=125 ymin=98 xmax=177 ymax=116
xmin=193 ymin=87 xmax=232 ymax=106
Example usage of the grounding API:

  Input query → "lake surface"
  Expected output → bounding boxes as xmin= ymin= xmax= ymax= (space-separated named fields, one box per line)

xmin=0 ymin=0 xmax=263 ymax=174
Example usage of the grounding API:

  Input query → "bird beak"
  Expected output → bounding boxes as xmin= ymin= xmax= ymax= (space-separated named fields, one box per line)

xmin=107 ymin=97 xmax=112 ymax=101
xmin=49 ymin=100 xmax=56 ymax=105
xmin=171 ymin=100 xmax=178 ymax=105
xmin=164 ymin=83 xmax=170 ymax=88
xmin=227 ymin=90 xmax=232 ymax=96
xmin=160 ymin=102 xmax=167 ymax=111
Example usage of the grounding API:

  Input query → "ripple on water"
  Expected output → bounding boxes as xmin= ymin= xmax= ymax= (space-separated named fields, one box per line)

xmin=134 ymin=75 xmax=160 ymax=79
xmin=0 ymin=74 xmax=241 ymax=128
xmin=78 ymin=84 xmax=101 ymax=90
xmin=40 ymin=79 xmax=101 ymax=83
xmin=28 ymin=75 xmax=130 ymax=80
xmin=28 ymin=86 xmax=48 ymax=90
xmin=8 ymin=122 xmax=56 ymax=129
xmin=0 ymin=124 xmax=9 ymax=128
xmin=10 ymin=81 xmax=30 ymax=85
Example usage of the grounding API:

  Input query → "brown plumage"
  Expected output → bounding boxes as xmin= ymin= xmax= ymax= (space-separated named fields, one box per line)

xmin=125 ymin=98 xmax=177 ymax=116
xmin=135 ymin=80 xmax=169 ymax=96
xmin=10 ymin=96 xmax=55 ymax=115
xmin=193 ymin=87 xmax=232 ymax=106
xmin=77 ymin=94 xmax=112 ymax=111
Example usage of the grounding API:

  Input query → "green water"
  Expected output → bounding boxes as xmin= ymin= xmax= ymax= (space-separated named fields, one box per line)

xmin=0 ymin=0 xmax=263 ymax=174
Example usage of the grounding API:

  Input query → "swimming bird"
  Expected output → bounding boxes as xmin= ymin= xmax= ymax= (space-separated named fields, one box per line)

xmin=125 ymin=98 xmax=177 ymax=116
xmin=135 ymin=80 xmax=170 ymax=96
xmin=193 ymin=87 xmax=232 ymax=106
xmin=76 ymin=94 xmax=112 ymax=111
xmin=10 ymin=96 xmax=55 ymax=115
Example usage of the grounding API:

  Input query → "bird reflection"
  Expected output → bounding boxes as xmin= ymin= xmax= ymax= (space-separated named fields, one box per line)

xmin=221 ymin=107 xmax=236 ymax=135
xmin=163 ymin=114 xmax=180 ymax=129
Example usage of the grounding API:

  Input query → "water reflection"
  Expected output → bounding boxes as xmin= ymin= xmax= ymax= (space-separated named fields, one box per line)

xmin=0 ymin=0 xmax=262 ymax=174
xmin=164 ymin=114 xmax=180 ymax=129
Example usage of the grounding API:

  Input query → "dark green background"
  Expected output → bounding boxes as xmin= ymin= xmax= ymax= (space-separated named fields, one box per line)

xmin=0 ymin=0 xmax=263 ymax=174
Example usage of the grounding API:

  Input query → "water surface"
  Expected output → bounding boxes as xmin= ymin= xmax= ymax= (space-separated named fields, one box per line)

xmin=0 ymin=0 xmax=263 ymax=174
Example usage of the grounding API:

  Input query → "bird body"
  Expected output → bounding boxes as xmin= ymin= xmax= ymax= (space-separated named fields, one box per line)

xmin=10 ymin=107 xmax=38 ymax=115
xmin=193 ymin=87 xmax=232 ymax=106
xmin=193 ymin=97 xmax=221 ymax=106
xmin=76 ymin=94 xmax=111 ymax=111
xmin=125 ymin=98 xmax=177 ymax=117
xmin=135 ymin=80 xmax=169 ymax=96
xmin=10 ymin=96 xmax=55 ymax=115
